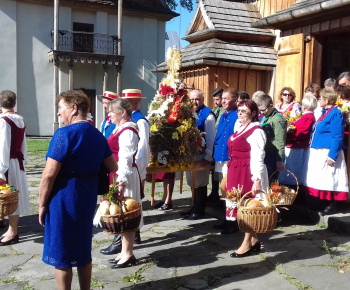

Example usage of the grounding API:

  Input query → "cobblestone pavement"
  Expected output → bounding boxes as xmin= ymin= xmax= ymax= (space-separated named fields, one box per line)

xmin=1 ymin=146 xmax=350 ymax=289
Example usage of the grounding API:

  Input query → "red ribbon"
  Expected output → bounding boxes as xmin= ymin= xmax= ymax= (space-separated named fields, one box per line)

xmin=168 ymin=97 xmax=181 ymax=123
xmin=122 ymin=93 xmax=141 ymax=97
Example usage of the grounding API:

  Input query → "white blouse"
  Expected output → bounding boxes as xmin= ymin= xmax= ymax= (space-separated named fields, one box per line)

xmin=134 ymin=118 xmax=151 ymax=181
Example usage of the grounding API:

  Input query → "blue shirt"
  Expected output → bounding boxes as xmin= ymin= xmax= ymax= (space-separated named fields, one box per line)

xmin=310 ymin=106 xmax=344 ymax=160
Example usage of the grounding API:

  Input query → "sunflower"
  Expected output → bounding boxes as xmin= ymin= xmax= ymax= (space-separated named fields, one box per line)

xmin=179 ymin=145 xmax=185 ymax=153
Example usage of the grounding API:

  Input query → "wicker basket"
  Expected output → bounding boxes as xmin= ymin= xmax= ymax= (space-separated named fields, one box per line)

xmin=0 ymin=191 xmax=19 ymax=219
xmin=270 ymin=170 xmax=298 ymax=206
xmin=237 ymin=192 xmax=277 ymax=234
xmin=100 ymin=203 xmax=141 ymax=235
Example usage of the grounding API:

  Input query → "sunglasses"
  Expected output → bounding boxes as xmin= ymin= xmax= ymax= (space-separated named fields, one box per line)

xmin=282 ymin=93 xmax=292 ymax=96
xmin=237 ymin=109 xmax=250 ymax=114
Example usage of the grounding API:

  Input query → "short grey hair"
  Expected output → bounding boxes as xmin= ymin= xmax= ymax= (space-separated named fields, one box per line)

xmin=0 ymin=90 xmax=17 ymax=109
xmin=252 ymin=90 xmax=265 ymax=106
xmin=109 ymin=98 xmax=132 ymax=118
xmin=302 ymin=95 xmax=317 ymax=111
xmin=324 ymin=78 xmax=336 ymax=88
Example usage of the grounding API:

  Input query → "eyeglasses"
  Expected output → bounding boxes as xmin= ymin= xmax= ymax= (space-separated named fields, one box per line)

xmin=282 ymin=93 xmax=292 ymax=97
xmin=259 ymin=107 xmax=269 ymax=113
xmin=237 ymin=109 xmax=250 ymax=114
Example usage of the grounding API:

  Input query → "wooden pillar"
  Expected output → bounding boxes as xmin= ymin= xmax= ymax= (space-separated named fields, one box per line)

xmin=103 ymin=63 xmax=108 ymax=92
xmin=117 ymin=0 xmax=123 ymax=95
xmin=68 ymin=61 xmax=74 ymax=90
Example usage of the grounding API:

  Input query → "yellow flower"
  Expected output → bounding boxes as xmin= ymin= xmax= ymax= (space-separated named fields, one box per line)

xmin=179 ymin=161 xmax=186 ymax=169
xmin=177 ymin=125 xmax=186 ymax=136
xmin=150 ymin=124 xmax=157 ymax=131
xmin=169 ymin=160 xmax=179 ymax=172
xmin=179 ymin=145 xmax=185 ymax=153
xmin=172 ymin=132 xmax=179 ymax=140
xmin=187 ymin=162 xmax=194 ymax=168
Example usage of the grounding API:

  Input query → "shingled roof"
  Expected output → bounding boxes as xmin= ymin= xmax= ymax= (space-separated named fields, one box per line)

xmin=252 ymin=0 xmax=350 ymax=30
xmin=183 ymin=0 xmax=274 ymax=43
xmin=156 ymin=38 xmax=277 ymax=72
xmin=156 ymin=0 xmax=276 ymax=72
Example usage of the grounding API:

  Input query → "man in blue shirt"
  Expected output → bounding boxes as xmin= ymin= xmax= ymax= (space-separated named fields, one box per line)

xmin=100 ymin=91 xmax=119 ymax=139
xmin=212 ymin=88 xmax=239 ymax=234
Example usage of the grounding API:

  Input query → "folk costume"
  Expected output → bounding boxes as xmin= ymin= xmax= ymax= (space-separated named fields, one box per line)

xmin=99 ymin=91 xmax=118 ymax=139
xmin=275 ymin=102 xmax=301 ymax=118
xmin=185 ymin=104 xmax=215 ymax=219
xmin=108 ymin=121 xmax=144 ymax=226
xmin=261 ymin=109 xmax=287 ymax=177
xmin=226 ymin=121 xmax=268 ymax=221
xmin=213 ymin=108 xmax=238 ymax=178
xmin=43 ymin=122 xmax=112 ymax=267
xmin=303 ymin=106 xmax=349 ymax=201
xmin=0 ymin=113 xmax=29 ymax=216
xmin=279 ymin=112 xmax=315 ymax=186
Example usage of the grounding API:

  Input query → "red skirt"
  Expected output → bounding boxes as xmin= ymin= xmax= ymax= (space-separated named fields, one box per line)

xmin=304 ymin=186 xmax=348 ymax=201
xmin=226 ymin=158 xmax=253 ymax=219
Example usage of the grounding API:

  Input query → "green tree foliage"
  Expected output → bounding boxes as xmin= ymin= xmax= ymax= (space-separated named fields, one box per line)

xmin=166 ymin=0 xmax=194 ymax=11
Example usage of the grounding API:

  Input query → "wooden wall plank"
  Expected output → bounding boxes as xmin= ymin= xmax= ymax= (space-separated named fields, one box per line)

xmin=228 ymin=68 xmax=239 ymax=90
xmin=256 ymin=71 xmax=263 ymax=91
xmin=238 ymin=70 xmax=247 ymax=91
xmin=246 ymin=70 xmax=257 ymax=97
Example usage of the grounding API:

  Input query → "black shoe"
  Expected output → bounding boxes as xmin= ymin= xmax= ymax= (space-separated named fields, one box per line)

xmin=230 ymin=248 xmax=252 ymax=258
xmin=221 ymin=221 xmax=239 ymax=235
xmin=180 ymin=206 xmax=194 ymax=217
xmin=251 ymin=242 xmax=261 ymax=252
xmin=213 ymin=220 xmax=228 ymax=229
xmin=320 ymin=205 xmax=337 ymax=216
xmin=111 ymin=255 xmax=137 ymax=269
xmin=134 ymin=230 xmax=141 ymax=245
xmin=184 ymin=213 xmax=205 ymax=220
xmin=0 ymin=234 xmax=19 ymax=246
xmin=158 ymin=203 xmax=173 ymax=211
xmin=108 ymin=258 xmax=120 ymax=264
xmin=100 ymin=235 xmax=122 ymax=255
xmin=207 ymin=192 xmax=220 ymax=203
xmin=153 ymin=201 xmax=164 ymax=209
xmin=0 ymin=220 xmax=5 ymax=229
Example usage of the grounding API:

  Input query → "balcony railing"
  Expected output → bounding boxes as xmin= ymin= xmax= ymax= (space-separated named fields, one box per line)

xmin=51 ymin=30 xmax=119 ymax=55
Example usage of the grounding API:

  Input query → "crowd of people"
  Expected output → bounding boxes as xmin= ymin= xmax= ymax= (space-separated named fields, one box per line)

xmin=0 ymin=71 xmax=350 ymax=289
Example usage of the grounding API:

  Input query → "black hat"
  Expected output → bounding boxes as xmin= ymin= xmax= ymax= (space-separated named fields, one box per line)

xmin=212 ymin=87 xmax=224 ymax=97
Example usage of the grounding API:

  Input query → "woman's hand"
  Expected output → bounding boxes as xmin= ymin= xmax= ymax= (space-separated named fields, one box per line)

xmin=39 ymin=205 xmax=48 ymax=227
xmin=251 ymin=179 xmax=261 ymax=196
xmin=276 ymin=161 xmax=285 ymax=172
xmin=326 ymin=158 xmax=335 ymax=166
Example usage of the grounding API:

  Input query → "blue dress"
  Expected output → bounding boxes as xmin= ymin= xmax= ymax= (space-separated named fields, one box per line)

xmin=42 ymin=122 xmax=112 ymax=267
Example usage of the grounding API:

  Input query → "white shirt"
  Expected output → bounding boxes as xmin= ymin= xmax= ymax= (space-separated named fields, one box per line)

xmin=203 ymin=113 xmax=216 ymax=161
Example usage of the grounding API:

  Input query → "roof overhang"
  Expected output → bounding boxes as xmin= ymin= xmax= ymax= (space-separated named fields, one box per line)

xmin=183 ymin=29 xmax=275 ymax=44
xmin=154 ymin=59 xmax=275 ymax=73
xmin=252 ymin=0 xmax=350 ymax=31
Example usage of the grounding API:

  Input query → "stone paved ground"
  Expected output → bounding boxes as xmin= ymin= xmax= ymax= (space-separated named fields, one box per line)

xmin=1 ymin=143 xmax=350 ymax=289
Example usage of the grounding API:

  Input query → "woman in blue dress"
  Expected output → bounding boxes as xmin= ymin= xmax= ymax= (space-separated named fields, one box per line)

xmin=39 ymin=90 xmax=117 ymax=290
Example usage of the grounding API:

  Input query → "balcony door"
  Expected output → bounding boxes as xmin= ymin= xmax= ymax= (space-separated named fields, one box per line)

xmin=73 ymin=22 xmax=94 ymax=53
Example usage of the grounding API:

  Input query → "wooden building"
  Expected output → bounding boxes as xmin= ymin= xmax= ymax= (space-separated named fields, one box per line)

xmin=252 ymin=0 xmax=350 ymax=102
xmin=156 ymin=0 xmax=277 ymax=107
